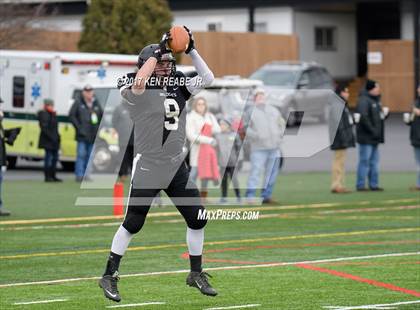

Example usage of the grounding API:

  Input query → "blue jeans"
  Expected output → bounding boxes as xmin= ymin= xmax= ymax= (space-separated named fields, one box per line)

xmin=75 ymin=141 xmax=93 ymax=178
xmin=189 ymin=166 xmax=198 ymax=184
xmin=356 ymin=144 xmax=380 ymax=189
xmin=246 ymin=149 xmax=280 ymax=200
xmin=44 ymin=149 xmax=58 ymax=170
xmin=414 ymin=147 xmax=420 ymax=187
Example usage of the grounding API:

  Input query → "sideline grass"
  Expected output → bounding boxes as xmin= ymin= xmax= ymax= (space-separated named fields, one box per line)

xmin=0 ymin=172 xmax=419 ymax=309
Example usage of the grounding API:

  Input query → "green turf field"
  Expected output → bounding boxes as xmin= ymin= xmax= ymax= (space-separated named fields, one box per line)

xmin=0 ymin=172 xmax=419 ymax=309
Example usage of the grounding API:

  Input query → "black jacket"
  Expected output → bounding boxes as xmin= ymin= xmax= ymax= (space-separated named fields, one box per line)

xmin=69 ymin=97 xmax=103 ymax=143
xmin=356 ymin=90 xmax=385 ymax=145
xmin=0 ymin=120 xmax=6 ymax=166
xmin=0 ymin=119 xmax=20 ymax=166
xmin=38 ymin=109 xmax=60 ymax=150
xmin=329 ymin=101 xmax=356 ymax=150
xmin=410 ymin=98 xmax=420 ymax=147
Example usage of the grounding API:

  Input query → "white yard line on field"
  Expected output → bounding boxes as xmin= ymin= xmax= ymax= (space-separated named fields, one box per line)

xmin=323 ymin=299 xmax=420 ymax=309
xmin=0 ymin=221 xmax=121 ymax=231
xmin=0 ymin=252 xmax=418 ymax=288
xmin=13 ymin=298 xmax=68 ymax=305
xmin=1 ymin=205 xmax=418 ymax=231
xmin=1 ymin=198 xmax=417 ymax=226
xmin=204 ymin=304 xmax=261 ymax=310
xmin=106 ymin=302 xmax=166 ymax=308
xmin=2 ymin=227 xmax=419 ymax=260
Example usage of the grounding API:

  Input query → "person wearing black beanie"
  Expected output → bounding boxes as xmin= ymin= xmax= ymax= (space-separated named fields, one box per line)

xmin=365 ymin=79 xmax=377 ymax=91
xmin=355 ymin=79 xmax=387 ymax=191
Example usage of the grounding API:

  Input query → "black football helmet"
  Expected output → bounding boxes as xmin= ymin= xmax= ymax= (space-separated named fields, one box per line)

xmin=137 ymin=44 xmax=176 ymax=76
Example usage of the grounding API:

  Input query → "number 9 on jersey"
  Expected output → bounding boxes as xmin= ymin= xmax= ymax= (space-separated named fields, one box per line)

xmin=164 ymin=98 xmax=180 ymax=131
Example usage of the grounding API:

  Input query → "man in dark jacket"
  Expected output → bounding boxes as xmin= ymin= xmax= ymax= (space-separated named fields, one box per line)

xmin=0 ymin=98 xmax=21 ymax=216
xmin=69 ymin=85 xmax=103 ymax=182
xmin=329 ymin=84 xmax=355 ymax=193
xmin=407 ymin=85 xmax=420 ymax=191
xmin=355 ymin=79 xmax=387 ymax=191
xmin=38 ymin=99 xmax=62 ymax=182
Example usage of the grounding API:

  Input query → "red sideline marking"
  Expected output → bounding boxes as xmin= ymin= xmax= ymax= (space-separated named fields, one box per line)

xmin=324 ymin=260 xmax=420 ymax=267
xmin=295 ymin=263 xmax=420 ymax=297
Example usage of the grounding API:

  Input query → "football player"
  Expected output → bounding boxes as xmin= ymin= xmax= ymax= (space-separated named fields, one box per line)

xmin=99 ymin=27 xmax=217 ymax=302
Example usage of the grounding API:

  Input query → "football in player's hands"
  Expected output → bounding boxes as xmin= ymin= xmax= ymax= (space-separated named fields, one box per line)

xmin=183 ymin=25 xmax=195 ymax=54
xmin=168 ymin=25 xmax=190 ymax=54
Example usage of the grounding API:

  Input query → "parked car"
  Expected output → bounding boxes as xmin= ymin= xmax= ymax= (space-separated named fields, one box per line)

xmin=188 ymin=75 xmax=262 ymax=115
xmin=249 ymin=61 xmax=334 ymax=126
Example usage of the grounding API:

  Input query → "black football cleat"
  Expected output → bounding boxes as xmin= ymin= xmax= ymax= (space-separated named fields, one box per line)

xmin=186 ymin=271 xmax=218 ymax=296
xmin=99 ymin=272 xmax=121 ymax=302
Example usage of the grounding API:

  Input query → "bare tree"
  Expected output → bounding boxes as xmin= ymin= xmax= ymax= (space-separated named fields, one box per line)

xmin=0 ymin=2 xmax=48 ymax=49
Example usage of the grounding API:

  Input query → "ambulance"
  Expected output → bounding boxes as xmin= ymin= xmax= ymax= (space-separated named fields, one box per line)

xmin=0 ymin=50 xmax=194 ymax=172
xmin=0 ymin=50 xmax=142 ymax=171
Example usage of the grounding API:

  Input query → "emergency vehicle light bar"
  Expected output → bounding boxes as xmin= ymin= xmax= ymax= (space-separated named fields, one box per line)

xmin=61 ymin=60 xmax=136 ymax=66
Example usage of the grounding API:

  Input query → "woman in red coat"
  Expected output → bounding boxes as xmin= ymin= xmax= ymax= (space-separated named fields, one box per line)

xmin=186 ymin=97 xmax=220 ymax=201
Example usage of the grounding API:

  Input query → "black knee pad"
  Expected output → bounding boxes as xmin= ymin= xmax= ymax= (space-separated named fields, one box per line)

xmin=185 ymin=206 xmax=207 ymax=230
xmin=187 ymin=218 xmax=207 ymax=230
xmin=122 ymin=207 xmax=148 ymax=234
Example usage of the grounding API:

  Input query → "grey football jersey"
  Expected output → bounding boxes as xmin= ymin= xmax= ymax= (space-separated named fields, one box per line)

xmin=117 ymin=71 xmax=191 ymax=161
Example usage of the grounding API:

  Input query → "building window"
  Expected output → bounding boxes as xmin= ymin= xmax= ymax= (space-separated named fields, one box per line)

xmin=208 ymin=23 xmax=221 ymax=32
xmin=315 ymin=27 xmax=336 ymax=51
xmin=12 ymin=76 xmax=25 ymax=108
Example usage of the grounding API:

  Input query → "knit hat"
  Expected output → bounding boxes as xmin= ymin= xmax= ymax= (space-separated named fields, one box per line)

xmin=43 ymin=98 xmax=54 ymax=106
xmin=365 ymin=79 xmax=377 ymax=91
xmin=83 ymin=84 xmax=93 ymax=91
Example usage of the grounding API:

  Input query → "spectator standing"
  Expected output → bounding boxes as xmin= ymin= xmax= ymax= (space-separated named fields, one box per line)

xmin=215 ymin=118 xmax=242 ymax=203
xmin=112 ymin=102 xmax=134 ymax=182
xmin=405 ymin=85 xmax=420 ymax=191
xmin=329 ymin=85 xmax=355 ymax=193
xmin=69 ymin=85 xmax=103 ymax=182
xmin=38 ymin=99 xmax=62 ymax=182
xmin=186 ymin=97 xmax=220 ymax=200
xmin=355 ymin=80 xmax=387 ymax=191
xmin=244 ymin=89 xmax=285 ymax=204
xmin=0 ymin=98 xmax=19 ymax=216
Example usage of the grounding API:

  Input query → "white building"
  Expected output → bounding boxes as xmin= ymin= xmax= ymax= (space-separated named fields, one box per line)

xmin=2 ymin=0 xmax=418 ymax=80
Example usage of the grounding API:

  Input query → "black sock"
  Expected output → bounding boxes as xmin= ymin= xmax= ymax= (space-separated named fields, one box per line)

xmin=189 ymin=255 xmax=202 ymax=272
xmin=104 ymin=252 xmax=122 ymax=276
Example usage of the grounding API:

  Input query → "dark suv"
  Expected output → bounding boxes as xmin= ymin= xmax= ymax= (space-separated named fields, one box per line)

xmin=249 ymin=61 xmax=334 ymax=125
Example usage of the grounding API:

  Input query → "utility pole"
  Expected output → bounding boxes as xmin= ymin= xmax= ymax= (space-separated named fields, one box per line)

xmin=248 ymin=5 xmax=255 ymax=32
